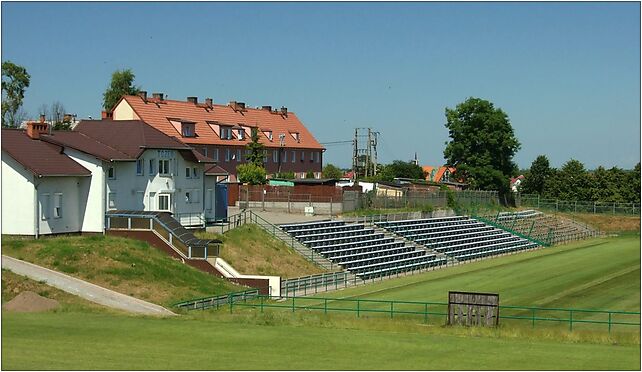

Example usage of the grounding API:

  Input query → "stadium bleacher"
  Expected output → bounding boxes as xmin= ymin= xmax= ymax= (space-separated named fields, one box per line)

xmin=375 ymin=216 xmax=539 ymax=261
xmin=280 ymin=220 xmax=447 ymax=279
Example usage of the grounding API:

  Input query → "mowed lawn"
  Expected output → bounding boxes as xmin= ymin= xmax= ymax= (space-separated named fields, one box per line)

xmin=2 ymin=311 xmax=640 ymax=370
xmin=2 ymin=235 xmax=640 ymax=370
xmin=330 ymin=235 xmax=640 ymax=311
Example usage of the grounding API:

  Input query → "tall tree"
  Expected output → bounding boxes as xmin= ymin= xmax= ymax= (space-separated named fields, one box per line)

xmin=443 ymin=97 xmax=521 ymax=200
xmin=1 ymin=61 xmax=31 ymax=127
xmin=549 ymin=159 xmax=591 ymax=201
xmin=521 ymin=155 xmax=551 ymax=195
xmin=245 ymin=128 xmax=265 ymax=167
xmin=103 ymin=68 xmax=140 ymax=112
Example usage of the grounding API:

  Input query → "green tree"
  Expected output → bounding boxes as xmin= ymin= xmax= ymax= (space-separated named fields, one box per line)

xmin=443 ymin=97 xmax=521 ymax=201
xmin=322 ymin=164 xmax=343 ymax=179
xmin=245 ymin=128 xmax=265 ymax=167
xmin=1 ymin=61 xmax=31 ymax=127
xmin=521 ymin=155 xmax=551 ymax=195
xmin=548 ymin=159 xmax=591 ymax=201
xmin=103 ymin=69 xmax=140 ymax=112
xmin=236 ymin=163 xmax=267 ymax=185
xmin=305 ymin=171 xmax=315 ymax=179
xmin=275 ymin=171 xmax=295 ymax=180
xmin=374 ymin=160 xmax=425 ymax=182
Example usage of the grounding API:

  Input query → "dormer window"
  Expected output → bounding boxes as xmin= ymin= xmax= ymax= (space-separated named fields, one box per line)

xmin=181 ymin=122 xmax=195 ymax=137
xmin=220 ymin=126 xmax=233 ymax=140
xmin=291 ymin=132 xmax=300 ymax=143
xmin=263 ymin=130 xmax=273 ymax=142
xmin=237 ymin=128 xmax=246 ymax=140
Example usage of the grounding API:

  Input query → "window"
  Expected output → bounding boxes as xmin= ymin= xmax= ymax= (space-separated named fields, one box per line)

xmin=193 ymin=167 xmax=199 ymax=179
xmin=310 ymin=151 xmax=314 ymax=162
xmin=263 ymin=150 xmax=268 ymax=163
xmin=273 ymin=150 xmax=279 ymax=163
xmin=54 ymin=193 xmax=62 ymax=218
xmin=185 ymin=167 xmax=191 ymax=178
xmin=283 ymin=151 xmax=287 ymax=163
xmin=185 ymin=191 xmax=191 ymax=203
xmin=238 ymin=128 xmax=245 ymax=140
xmin=201 ymin=147 xmax=208 ymax=157
xmin=158 ymin=194 xmax=171 ymax=211
xmin=236 ymin=149 xmax=242 ymax=162
xmin=291 ymin=151 xmax=296 ymax=163
xmin=149 ymin=159 xmax=156 ymax=175
xmin=225 ymin=148 xmax=230 ymax=162
xmin=181 ymin=122 xmax=195 ymax=137
xmin=40 ymin=193 xmax=50 ymax=220
xmin=292 ymin=132 xmax=300 ymax=142
xmin=315 ymin=152 xmax=320 ymax=163
xmin=108 ymin=166 xmax=115 ymax=179
xmin=108 ymin=192 xmax=117 ymax=210
xmin=263 ymin=131 xmax=273 ymax=142
xmin=300 ymin=151 xmax=305 ymax=162
xmin=220 ymin=126 xmax=233 ymax=140
xmin=206 ymin=189 xmax=213 ymax=211
xmin=212 ymin=148 xmax=219 ymax=162
xmin=136 ymin=159 xmax=144 ymax=175
xmin=159 ymin=159 xmax=170 ymax=176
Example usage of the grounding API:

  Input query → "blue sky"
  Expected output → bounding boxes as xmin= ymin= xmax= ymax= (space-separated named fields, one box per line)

xmin=2 ymin=2 xmax=640 ymax=170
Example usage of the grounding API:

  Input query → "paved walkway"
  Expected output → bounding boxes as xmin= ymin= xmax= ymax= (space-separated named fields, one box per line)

xmin=2 ymin=255 xmax=175 ymax=317
xmin=228 ymin=206 xmax=332 ymax=225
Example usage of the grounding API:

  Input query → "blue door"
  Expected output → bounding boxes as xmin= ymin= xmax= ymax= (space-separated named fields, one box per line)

xmin=215 ymin=183 xmax=228 ymax=221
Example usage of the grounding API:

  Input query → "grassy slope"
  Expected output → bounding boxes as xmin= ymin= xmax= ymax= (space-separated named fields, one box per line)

xmin=196 ymin=224 xmax=326 ymax=278
xmin=2 ymin=311 xmax=639 ymax=370
xmin=557 ymin=212 xmax=640 ymax=233
xmin=326 ymin=236 xmax=640 ymax=311
xmin=1 ymin=235 xmax=240 ymax=306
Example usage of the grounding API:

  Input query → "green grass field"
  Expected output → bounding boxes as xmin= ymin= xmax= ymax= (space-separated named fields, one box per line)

xmin=2 ymin=235 xmax=640 ymax=370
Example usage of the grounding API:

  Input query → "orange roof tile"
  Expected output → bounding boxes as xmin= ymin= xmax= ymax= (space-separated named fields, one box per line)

xmin=119 ymin=96 xmax=324 ymax=150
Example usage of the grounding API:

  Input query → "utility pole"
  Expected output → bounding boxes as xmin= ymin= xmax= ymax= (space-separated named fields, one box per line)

xmin=352 ymin=128 xmax=379 ymax=179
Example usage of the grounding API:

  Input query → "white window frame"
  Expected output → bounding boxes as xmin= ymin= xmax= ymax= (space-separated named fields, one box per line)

xmin=136 ymin=158 xmax=144 ymax=176
xmin=273 ymin=150 xmax=278 ymax=163
xmin=225 ymin=148 xmax=230 ymax=162
xmin=238 ymin=128 xmax=245 ymax=140
xmin=159 ymin=159 xmax=171 ymax=176
xmin=158 ymin=194 xmax=171 ymax=211
xmin=40 ymin=193 xmax=50 ymax=220
xmin=185 ymin=191 xmax=191 ymax=204
xmin=182 ymin=122 xmax=195 ymax=137
xmin=53 ymin=193 xmax=63 ymax=218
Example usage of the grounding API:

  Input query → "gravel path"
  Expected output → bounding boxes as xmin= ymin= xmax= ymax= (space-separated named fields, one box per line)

xmin=1 ymin=255 xmax=175 ymax=317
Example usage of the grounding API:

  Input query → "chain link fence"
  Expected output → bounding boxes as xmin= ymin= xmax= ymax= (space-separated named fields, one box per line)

xmin=518 ymin=194 xmax=640 ymax=215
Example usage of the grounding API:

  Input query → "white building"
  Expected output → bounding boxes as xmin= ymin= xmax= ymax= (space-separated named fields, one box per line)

xmin=1 ymin=120 xmax=227 ymax=237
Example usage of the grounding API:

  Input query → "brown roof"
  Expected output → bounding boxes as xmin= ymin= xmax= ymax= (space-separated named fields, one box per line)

xmin=1 ymin=129 xmax=91 ymax=177
xmin=42 ymin=120 xmax=217 ymax=164
xmin=204 ymin=164 xmax=228 ymax=175
xmin=118 ymin=96 xmax=325 ymax=150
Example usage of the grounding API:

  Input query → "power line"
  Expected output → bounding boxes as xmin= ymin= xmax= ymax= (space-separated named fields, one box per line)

xmin=320 ymin=140 xmax=354 ymax=145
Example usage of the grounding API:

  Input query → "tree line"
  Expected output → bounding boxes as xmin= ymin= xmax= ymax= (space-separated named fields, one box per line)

xmin=520 ymin=155 xmax=640 ymax=203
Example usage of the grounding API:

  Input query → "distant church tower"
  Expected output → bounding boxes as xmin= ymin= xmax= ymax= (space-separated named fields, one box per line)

xmin=412 ymin=152 xmax=419 ymax=166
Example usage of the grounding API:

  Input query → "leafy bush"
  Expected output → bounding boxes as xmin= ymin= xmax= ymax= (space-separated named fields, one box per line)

xmin=237 ymin=163 xmax=267 ymax=185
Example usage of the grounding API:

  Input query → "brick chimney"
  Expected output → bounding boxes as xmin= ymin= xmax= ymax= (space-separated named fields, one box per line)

xmin=262 ymin=105 xmax=272 ymax=111
xmin=205 ymin=98 xmax=213 ymax=108
xmin=238 ymin=102 xmax=246 ymax=110
xmin=280 ymin=106 xmax=288 ymax=116
xmin=187 ymin=96 xmax=198 ymax=104
xmin=101 ymin=111 xmax=113 ymax=119
xmin=152 ymin=92 xmax=164 ymax=101
xmin=138 ymin=91 xmax=148 ymax=102
xmin=39 ymin=114 xmax=46 ymax=123
xmin=27 ymin=121 xmax=49 ymax=140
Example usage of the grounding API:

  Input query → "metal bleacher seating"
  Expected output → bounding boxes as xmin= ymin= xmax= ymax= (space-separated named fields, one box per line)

xmin=375 ymin=216 xmax=539 ymax=262
xmin=280 ymin=220 xmax=446 ymax=279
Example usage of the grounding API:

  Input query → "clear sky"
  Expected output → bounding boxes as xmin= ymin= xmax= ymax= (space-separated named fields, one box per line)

xmin=2 ymin=2 xmax=640 ymax=170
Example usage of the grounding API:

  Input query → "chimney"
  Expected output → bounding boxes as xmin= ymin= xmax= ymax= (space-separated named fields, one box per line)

xmin=187 ymin=96 xmax=198 ymax=104
xmin=262 ymin=105 xmax=272 ymax=111
xmin=138 ymin=91 xmax=148 ymax=102
xmin=238 ymin=102 xmax=246 ymax=110
xmin=152 ymin=92 xmax=164 ymax=101
xmin=27 ymin=121 xmax=49 ymax=140
xmin=280 ymin=106 xmax=288 ymax=116
xmin=39 ymin=114 xmax=46 ymax=123
xmin=229 ymin=101 xmax=238 ymax=111
xmin=101 ymin=111 xmax=108 ymax=119
xmin=205 ymin=98 xmax=213 ymax=108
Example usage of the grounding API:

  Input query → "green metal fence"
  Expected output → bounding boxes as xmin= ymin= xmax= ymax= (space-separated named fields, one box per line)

xmin=518 ymin=194 xmax=641 ymax=215
xmin=216 ymin=295 xmax=640 ymax=333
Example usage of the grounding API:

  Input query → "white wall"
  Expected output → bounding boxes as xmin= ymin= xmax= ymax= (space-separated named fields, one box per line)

xmin=65 ymin=149 xmax=105 ymax=233
xmin=112 ymin=100 xmax=139 ymax=120
xmin=204 ymin=175 xmax=218 ymax=221
xmin=1 ymin=152 xmax=36 ymax=235
xmin=37 ymin=176 xmax=84 ymax=235
xmin=106 ymin=149 xmax=208 ymax=221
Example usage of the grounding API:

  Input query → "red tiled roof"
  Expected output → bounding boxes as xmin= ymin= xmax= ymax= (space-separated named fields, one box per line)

xmin=1 ymin=129 xmax=91 ymax=177
xmin=204 ymin=164 xmax=228 ymax=175
xmin=119 ymin=96 xmax=325 ymax=150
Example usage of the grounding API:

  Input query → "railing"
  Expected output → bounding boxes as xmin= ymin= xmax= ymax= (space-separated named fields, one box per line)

xmin=174 ymin=289 xmax=259 ymax=310
xmin=518 ymin=194 xmax=641 ymax=215
xmin=106 ymin=213 xmax=219 ymax=259
xmin=472 ymin=215 xmax=550 ymax=247
xmin=219 ymin=294 xmax=641 ymax=333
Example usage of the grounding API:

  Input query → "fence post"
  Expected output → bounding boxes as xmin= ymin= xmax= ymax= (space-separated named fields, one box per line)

xmin=612 ymin=202 xmax=616 ymax=215
xmin=569 ymin=310 xmax=573 ymax=331
xmin=424 ymin=303 xmax=428 ymax=323
xmin=357 ymin=299 xmax=360 ymax=318
xmin=532 ymin=308 xmax=536 ymax=328
xmin=330 ymin=197 xmax=333 ymax=217
xmin=260 ymin=296 xmax=264 ymax=313
xmin=390 ymin=301 xmax=394 ymax=319
xmin=593 ymin=202 xmax=596 ymax=214
xmin=288 ymin=193 xmax=291 ymax=214
xmin=229 ymin=297 xmax=233 ymax=314
xmin=324 ymin=298 xmax=328 ymax=315
xmin=608 ymin=312 xmax=612 ymax=333
xmin=292 ymin=297 xmax=295 ymax=312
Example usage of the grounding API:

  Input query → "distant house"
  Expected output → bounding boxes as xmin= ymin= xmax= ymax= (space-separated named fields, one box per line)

xmin=110 ymin=93 xmax=325 ymax=181
xmin=510 ymin=175 xmax=525 ymax=193
xmin=422 ymin=165 xmax=456 ymax=183
xmin=2 ymin=120 xmax=227 ymax=236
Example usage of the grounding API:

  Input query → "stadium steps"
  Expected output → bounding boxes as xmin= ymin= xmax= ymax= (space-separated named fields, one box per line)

xmin=270 ymin=226 xmax=336 ymax=270
xmin=369 ymin=224 xmax=454 ymax=264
